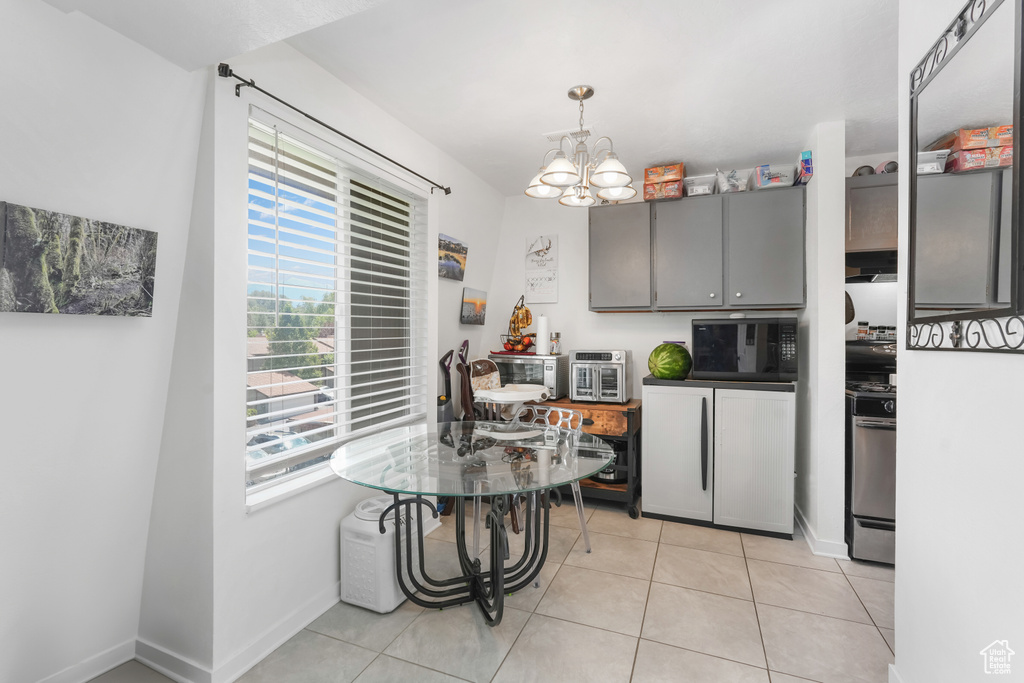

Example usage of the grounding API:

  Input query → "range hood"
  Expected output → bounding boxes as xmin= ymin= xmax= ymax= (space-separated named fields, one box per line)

xmin=846 ymin=250 xmax=897 ymax=280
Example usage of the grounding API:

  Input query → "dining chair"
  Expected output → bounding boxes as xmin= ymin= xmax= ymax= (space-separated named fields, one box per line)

xmin=514 ymin=404 xmax=593 ymax=553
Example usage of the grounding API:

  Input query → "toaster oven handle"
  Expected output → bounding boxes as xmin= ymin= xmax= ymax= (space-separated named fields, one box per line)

xmin=700 ymin=396 xmax=709 ymax=491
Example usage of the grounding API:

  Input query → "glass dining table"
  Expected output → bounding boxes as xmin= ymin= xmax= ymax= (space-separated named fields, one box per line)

xmin=330 ymin=419 xmax=614 ymax=626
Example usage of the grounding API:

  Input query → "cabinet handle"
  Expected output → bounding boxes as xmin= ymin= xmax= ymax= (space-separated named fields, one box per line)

xmin=700 ymin=397 xmax=709 ymax=492
xmin=735 ymin=292 xmax=742 ymax=298
xmin=709 ymin=293 xmax=716 ymax=298
xmin=582 ymin=418 xmax=594 ymax=426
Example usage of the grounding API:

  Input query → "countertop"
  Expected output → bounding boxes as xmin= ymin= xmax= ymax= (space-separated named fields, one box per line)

xmin=642 ymin=375 xmax=796 ymax=392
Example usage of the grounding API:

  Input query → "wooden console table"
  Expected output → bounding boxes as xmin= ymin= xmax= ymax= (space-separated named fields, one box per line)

xmin=538 ymin=397 xmax=642 ymax=518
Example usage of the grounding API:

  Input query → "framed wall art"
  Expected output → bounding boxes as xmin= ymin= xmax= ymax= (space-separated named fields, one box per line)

xmin=438 ymin=233 xmax=468 ymax=281
xmin=0 ymin=202 xmax=158 ymax=316
xmin=460 ymin=287 xmax=487 ymax=325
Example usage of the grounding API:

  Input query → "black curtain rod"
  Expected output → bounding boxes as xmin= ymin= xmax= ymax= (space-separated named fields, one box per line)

xmin=217 ymin=63 xmax=451 ymax=196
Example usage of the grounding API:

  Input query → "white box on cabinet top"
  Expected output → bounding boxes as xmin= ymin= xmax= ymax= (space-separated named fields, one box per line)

xmin=641 ymin=381 xmax=795 ymax=535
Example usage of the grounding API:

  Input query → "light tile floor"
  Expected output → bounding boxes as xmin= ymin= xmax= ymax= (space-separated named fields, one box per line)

xmin=91 ymin=500 xmax=895 ymax=683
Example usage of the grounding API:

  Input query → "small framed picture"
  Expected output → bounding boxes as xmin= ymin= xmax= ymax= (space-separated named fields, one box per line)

xmin=460 ymin=287 xmax=487 ymax=325
xmin=438 ymin=233 xmax=468 ymax=281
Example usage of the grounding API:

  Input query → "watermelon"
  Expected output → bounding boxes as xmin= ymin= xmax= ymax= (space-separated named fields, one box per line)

xmin=648 ymin=343 xmax=692 ymax=380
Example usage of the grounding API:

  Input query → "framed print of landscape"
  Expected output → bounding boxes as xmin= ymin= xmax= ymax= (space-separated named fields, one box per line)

xmin=438 ymin=233 xmax=468 ymax=281
xmin=0 ymin=202 xmax=158 ymax=316
xmin=460 ymin=287 xmax=487 ymax=325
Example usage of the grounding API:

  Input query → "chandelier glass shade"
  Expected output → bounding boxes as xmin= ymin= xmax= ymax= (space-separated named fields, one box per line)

xmin=525 ymin=85 xmax=636 ymax=206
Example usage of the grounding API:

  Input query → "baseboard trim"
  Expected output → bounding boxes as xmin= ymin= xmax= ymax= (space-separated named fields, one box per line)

xmin=212 ymin=581 xmax=341 ymax=683
xmin=889 ymin=663 xmax=906 ymax=683
xmin=135 ymin=639 xmax=212 ymax=683
xmin=37 ymin=638 xmax=135 ymax=683
xmin=794 ymin=505 xmax=849 ymax=558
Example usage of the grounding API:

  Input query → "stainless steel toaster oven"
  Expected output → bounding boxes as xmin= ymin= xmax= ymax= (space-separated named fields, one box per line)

xmin=486 ymin=353 xmax=569 ymax=400
xmin=569 ymin=350 xmax=632 ymax=403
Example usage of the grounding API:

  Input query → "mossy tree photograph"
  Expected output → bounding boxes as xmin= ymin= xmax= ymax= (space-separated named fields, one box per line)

xmin=0 ymin=202 xmax=158 ymax=316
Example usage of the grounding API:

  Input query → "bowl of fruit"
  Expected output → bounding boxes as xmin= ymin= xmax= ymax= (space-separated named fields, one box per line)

xmin=500 ymin=334 xmax=534 ymax=353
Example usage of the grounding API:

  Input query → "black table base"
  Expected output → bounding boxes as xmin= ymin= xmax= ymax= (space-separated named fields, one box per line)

xmin=379 ymin=491 xmax=551 ymax=627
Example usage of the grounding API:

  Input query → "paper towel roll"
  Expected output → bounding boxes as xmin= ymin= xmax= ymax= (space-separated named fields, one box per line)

xmin=534 ymin=315 xmax=550 ymax=355
xmin=538 ymin=449 xmax=551 ymax=487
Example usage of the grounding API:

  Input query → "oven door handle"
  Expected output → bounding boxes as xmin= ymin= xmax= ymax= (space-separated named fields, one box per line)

xmin=700 ymin=396 xmax=709 ymax=491
xmin=855 ymin=418 xmax=896 ymax=428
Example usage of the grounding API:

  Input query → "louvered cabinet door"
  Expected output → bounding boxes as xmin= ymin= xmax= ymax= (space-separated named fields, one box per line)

xmin=712 ymin=389 xmax=795 ymax=534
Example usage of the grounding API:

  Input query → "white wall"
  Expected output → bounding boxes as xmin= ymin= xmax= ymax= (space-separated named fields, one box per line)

xmin=894 ymin=1 xmax=1024 ymax=682
xmin=846 ymin=281 xmax=899 ymax=340
xmin=137 ymin=41 xmax=505 ymax=682
xmin=793 ymin=121 xmax=848 ymax=557
xmin=435 ymin=171 xmax=505 ymax=417
xmin=0 ymin=2 xmax=207 ymax=682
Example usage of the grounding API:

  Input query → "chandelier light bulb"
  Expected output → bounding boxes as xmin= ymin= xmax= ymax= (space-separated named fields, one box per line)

xmin=558 ymin=186 xmax=595 ymax=207
xmin=540 ymin=153 xmax=582 ymax=187
xmin=590 ymin=153 xmax=632 ymax=188
xmin=596 ymin=184 xmax=637 ymax=201
xmin=525 ymin=168 xmax=562 ymax=198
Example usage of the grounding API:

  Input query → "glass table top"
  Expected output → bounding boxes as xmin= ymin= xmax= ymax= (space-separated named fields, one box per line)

xmin=330 ymin=420 xmax=615 ymax=497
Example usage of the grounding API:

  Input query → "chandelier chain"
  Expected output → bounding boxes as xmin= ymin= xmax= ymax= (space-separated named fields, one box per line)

xmin=579 ymin=99 xmax=585 ymax=133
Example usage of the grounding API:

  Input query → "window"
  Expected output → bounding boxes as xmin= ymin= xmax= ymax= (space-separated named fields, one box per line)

xmin=245 ymin=111 xmax=428 ymax=490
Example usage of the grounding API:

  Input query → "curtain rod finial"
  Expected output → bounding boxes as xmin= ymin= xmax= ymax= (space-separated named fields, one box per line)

xmin=217 ymin=63 xmax=233 ymax=78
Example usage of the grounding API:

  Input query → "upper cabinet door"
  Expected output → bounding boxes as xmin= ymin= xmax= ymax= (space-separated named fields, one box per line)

xmin=915 ymin=171 xmax=1001 ymax=308
xmin=589 ymin=203 xmax=652 ymax=310
xmin=726 ymin=189 xmax=805 ymax=307
xmin=653 ymin=197 xmax=724 ymax=308
xmin=846 ymin=174 xmax=898 ymax=252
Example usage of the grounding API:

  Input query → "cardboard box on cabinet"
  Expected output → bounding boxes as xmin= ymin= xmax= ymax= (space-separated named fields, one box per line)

xmin=644 ymin=180 xmax=684 ymax=200
xmin=643 ymin=163 xmax=684 ymax=184
xmin=928 ymin=125 xmax=1013 ymax=153
xmin=945 ymin=145 xmax=1013 ymax=172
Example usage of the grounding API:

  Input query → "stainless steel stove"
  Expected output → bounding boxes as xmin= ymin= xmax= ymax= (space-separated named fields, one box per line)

xmin=845 ymin=344 xmax=896 ymax=565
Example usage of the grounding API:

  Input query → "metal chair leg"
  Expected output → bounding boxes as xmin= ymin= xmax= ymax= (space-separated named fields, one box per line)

xmin=571 ymin=481 xmax=591 ymax=553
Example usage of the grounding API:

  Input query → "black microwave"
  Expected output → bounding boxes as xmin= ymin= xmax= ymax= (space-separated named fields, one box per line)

xmin=691 ymin=318 xmax=798 ymax=382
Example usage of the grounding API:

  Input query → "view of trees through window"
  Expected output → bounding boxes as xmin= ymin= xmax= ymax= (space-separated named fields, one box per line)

xmin=244 ymin=116 xmax=424 ymax=489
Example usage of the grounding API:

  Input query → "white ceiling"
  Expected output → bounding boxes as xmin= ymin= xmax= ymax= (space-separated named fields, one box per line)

xmin=42 ymin=0 xmax=387 ymax=71
xmin=44 ymin=0 xmax=900 ymax=197
xmin=286 ymin=0 xmax=899 ymax=195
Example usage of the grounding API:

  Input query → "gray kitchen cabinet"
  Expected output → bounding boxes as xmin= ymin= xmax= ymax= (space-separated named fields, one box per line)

xmin=726 ymin=188 xmax=806 ymax=307
xmin=914 ymin=170 xmax=1002 ymax=308
xmin=589 ymin=188 xmax=804 ymax=312
xmin=652 ymin=196 xmax=724 ymax=308
xmin=642 ymin=379 xmax=795 ymax=536
xmin=846 ymin=174 xmax=898 ymax=252
xmin=589 ymin=202 xmax=652 ymax=310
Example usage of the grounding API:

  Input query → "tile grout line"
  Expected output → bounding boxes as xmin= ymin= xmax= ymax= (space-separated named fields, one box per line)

xmin=628 ymin=549 xmax=656 ymax=683
xmin=740 ymin=533 xmax=773 ymax=674
xmin=838 ymin=563 xmax=895 ymax=656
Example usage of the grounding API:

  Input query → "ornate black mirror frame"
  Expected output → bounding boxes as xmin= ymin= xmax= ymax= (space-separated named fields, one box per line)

xmin=907 ymin=0 xmax=1024 ymax=352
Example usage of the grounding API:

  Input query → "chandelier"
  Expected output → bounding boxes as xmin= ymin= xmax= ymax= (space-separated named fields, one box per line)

xmin=525 ymin=85 xmax=636 ymax=207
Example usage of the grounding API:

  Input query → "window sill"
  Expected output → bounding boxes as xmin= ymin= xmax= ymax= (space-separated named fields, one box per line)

xmin=245 ymin=462 xmax=338 ymax=513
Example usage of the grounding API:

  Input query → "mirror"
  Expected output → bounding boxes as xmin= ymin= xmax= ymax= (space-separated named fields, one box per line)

xmin=909 ymin=0 xmax=1021 ymax=326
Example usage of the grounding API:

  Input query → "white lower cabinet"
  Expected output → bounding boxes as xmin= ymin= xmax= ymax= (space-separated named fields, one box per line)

xmin=642 ymin=383 xmax=795 ymax=534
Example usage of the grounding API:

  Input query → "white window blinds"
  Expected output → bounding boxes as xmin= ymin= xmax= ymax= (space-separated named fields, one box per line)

xmin=245 ymin=114 xmax=429 ymax=489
